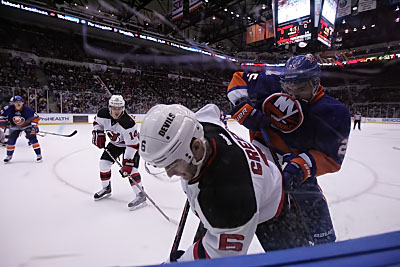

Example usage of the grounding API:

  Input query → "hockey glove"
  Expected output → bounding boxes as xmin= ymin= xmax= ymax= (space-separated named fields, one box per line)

xmin=121 ymin=159 xmax=135 ymax=177
xmin=230 ymin=100 xmax=270 ymax=132
xmin=282 ymin=153 xmax=314 ymax=191
xmin=170 ymin=250 xmax=185 ymax=262
xmin=32 ymin=125 xmax=39 ymax=134
xmin=92 ymin=130 xmax=106 ymax=149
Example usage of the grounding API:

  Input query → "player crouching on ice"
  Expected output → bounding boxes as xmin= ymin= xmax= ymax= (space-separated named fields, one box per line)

xmin=1 ymin=96 xmax=42 ymax=163
xmin=92 ymin=95 xmax=146 ymax=210
xmin=139 ymin=104 xmax=313 ymax=262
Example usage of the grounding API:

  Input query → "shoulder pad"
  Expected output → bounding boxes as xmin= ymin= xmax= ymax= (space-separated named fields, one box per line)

xmin=118 ymin=112 xmax=136 ymax=129
xmin=97 ymin=107 xmax=111 ymax=119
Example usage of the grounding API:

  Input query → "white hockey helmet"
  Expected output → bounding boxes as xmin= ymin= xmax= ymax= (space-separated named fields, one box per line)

xmin=109 ymin=95 xmax=125 ymax=108
xmin=139 ymin=104 xmax=204 ymax=168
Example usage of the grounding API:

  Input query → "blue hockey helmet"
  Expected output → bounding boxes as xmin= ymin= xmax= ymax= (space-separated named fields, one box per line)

xmin=13 ymin=95 xmax=24 ymax=102
xmin=280 ymin=54 xmax=321 ymax=98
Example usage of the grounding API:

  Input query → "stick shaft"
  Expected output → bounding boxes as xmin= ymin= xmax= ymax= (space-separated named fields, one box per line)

xmin=104 ymin=148 xmax=176 ymax=224
xmin=170 ymin=200 xmax=190 ymax=256
xmin=39 ymin=130 xmax=77 ymax=137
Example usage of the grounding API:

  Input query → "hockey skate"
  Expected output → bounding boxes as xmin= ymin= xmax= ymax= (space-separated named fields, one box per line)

xmin=36 ymin=154 xmax=42 ymax=163
xmin=4 ymin=155 xmax=12 ymax=163
xmin=93 ymin=184 xmax=111 ymax=201
xmin=128 ymin=192 xmax=147 ymax=211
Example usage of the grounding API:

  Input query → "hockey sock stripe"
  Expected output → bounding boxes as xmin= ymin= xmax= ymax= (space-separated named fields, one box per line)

xmin=100 ymin=171 xmax=111 ymax=180
xmin=6 ymin=145 xmax=15 ymax=151
xmin=32 ymin=143 xmax=40 ymax=149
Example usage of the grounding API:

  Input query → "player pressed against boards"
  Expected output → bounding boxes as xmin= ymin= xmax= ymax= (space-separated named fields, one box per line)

xmin=139 ymin=103 xmax=314 ymax=262
xmin=92 ymin=95 xmax=146 ymax=210
xmin=228 ymin=54 xmax=351 ymax=245
xmin=0 ymin=96 xmax=42 ymax=163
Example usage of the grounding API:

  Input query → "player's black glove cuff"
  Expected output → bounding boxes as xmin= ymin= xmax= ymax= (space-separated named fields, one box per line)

xmin=170 ymin=250 xmax=185 ymax=262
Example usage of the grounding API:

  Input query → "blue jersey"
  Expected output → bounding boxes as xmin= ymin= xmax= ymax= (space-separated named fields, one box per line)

xmin=228 ymin=71 xmax=351 ymax=177
xmin=0 ymin=104 xmax=39 ymax=129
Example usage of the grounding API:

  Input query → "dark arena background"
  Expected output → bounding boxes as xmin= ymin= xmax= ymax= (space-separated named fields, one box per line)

xmin=0 ymin=0 xmax=400 ymax=266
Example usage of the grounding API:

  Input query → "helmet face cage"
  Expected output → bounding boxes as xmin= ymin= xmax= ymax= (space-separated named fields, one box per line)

xmin=280 ymin=54 xmax=321 ymax=96
xmin=139 ymin=104 xmax=204 ymax=169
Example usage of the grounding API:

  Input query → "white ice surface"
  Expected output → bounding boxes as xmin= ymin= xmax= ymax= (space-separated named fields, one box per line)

xmin=1 ymin=121 xmax=400 ymax=267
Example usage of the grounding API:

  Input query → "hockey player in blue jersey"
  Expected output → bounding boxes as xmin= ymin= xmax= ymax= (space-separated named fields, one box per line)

xmin=228 ymin=54 xmax=351 ymax=246
xmin=0 ymin=96 xmax=42 ymax=163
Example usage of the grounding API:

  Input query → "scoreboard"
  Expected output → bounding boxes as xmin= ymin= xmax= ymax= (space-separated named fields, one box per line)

xmin=317 ymin=16 xmax=334 ymax=47
xmin=274 ymin=0 xmax=314 ymax=46
xmin=276 ymin=18 xmax=312 ymax=46
xmin=317 ymin=0 xmax=338 ymax=47
xmin=273 ymin=0 xmax=338 ymax=48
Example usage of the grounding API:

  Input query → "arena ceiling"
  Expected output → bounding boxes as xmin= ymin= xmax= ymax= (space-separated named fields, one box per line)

xmin=7 ymin=0 xmax=400 ymax=57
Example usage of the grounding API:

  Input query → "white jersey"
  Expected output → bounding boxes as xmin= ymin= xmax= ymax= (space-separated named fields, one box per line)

xmin=178 ymin=104 xmax=283 ymax=261
xmin=354 ymin=114 xmax=362 ymax=120
xmin=93 ymin=108 xmax=139 ymax=160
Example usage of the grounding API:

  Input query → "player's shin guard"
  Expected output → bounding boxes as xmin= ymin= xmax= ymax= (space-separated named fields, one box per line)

xmin=292 ymin=178 xmax=336 ymax=244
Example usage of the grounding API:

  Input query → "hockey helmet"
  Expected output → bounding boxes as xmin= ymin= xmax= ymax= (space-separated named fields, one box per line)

xmin=280 ymin=54 xmax=321 ymax=98
xmin=139 ymin=104 xmax=204 ymax=169
xmin=109 ymin=95 xmax=125 ymax=108
xmin=13 ymin=96 xmax=24 ymax=102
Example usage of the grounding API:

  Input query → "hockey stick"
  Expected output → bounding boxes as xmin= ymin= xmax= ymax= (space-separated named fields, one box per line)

xmin=104 ymin=148 xmax=178 ymax=225
xmin=170 ymin=199 xmax=190 ymax=256
xmin=39 ymin=130 xmax=78 ymax=137
xmin=260 ymin=128 xmax=314 ymax=242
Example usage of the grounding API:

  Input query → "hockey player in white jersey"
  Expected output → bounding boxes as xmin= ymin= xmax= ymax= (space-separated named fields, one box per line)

xmin=139 ymin=104 xmax=312 ymax=262
xmin=92 ymin=95 xmax=146 ymax=210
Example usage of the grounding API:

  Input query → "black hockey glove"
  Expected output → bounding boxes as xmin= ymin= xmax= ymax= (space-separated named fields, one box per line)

xmin=170 ymin=250 xmax=185 ymax=262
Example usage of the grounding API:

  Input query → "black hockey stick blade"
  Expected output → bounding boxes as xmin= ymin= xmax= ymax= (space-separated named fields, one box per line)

xmin=39 ymin=130 xmax=78 ymax=137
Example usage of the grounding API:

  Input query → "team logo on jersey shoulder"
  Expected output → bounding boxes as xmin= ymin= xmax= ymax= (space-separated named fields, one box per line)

xmin=13 ymin=116 xmax=25 ymax=126
xmin=262 ymin=93 xmax=303 ymax=133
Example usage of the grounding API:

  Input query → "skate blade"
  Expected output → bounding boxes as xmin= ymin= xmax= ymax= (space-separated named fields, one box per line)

xmin=37 ymin=159 xmax=43 ymax=163
xmin=94 ymin=193 xmax=111 ymax=201
xmin=128 ymin=201 xmax=147 ymax=211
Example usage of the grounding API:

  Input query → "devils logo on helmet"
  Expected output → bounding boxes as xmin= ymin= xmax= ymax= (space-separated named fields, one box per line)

xmin=262 ymin=93 xmax=304 ymax=133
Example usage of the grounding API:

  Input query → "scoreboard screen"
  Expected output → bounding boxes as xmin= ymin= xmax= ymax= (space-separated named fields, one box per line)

xmin=277 ymin=0 xmax=310 ymax=24
xmin=276 ymin=18 xmax=312 ymax=46
xmin=274 ymin=0 xmax=313 ymax=46
xmin=317 ymin=0 xmax=338 ymax=47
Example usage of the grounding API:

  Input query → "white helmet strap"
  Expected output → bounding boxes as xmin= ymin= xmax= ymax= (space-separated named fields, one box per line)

xmin=191 ymin=136 xmax=207 ymax=178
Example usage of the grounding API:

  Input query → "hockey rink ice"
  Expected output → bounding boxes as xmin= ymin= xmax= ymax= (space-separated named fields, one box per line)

xmin=1 ymin=121 xmax=400 ymax=267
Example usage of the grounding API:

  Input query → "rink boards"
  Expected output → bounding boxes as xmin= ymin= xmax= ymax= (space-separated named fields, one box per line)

xmin=38 ymin=113 xmax=400 ymax=125
xmin=152 ymin=231 xmax=400 ymax=267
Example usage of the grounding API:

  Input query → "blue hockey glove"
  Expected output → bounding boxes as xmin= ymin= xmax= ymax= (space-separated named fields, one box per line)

xmin=32 ymin=125 xmax=39 ymax=133
xmin=282 ymin=153 xmax=314 ymax=191
xmin=170 ymin=250 xmax=185 ymax=262
xmin=230 ymin=100 xmax=270 ymax=131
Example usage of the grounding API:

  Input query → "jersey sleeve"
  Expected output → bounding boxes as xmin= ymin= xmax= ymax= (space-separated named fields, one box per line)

xmin=227 ymin=71 xmax=282 ymax=107
xmin=309 ymin=103 xmax=351 ymax=176
xmin=93 ymin=110 xmax=106 ymax=131
xmin=122 ymin=123 xmax=140 ymax=160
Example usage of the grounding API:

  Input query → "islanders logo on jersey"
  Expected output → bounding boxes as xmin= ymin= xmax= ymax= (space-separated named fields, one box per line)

xmin=262 ymin=93 xmax=304 ymax=133
xmin=12 ymin=116 xmax=26 ymax=126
